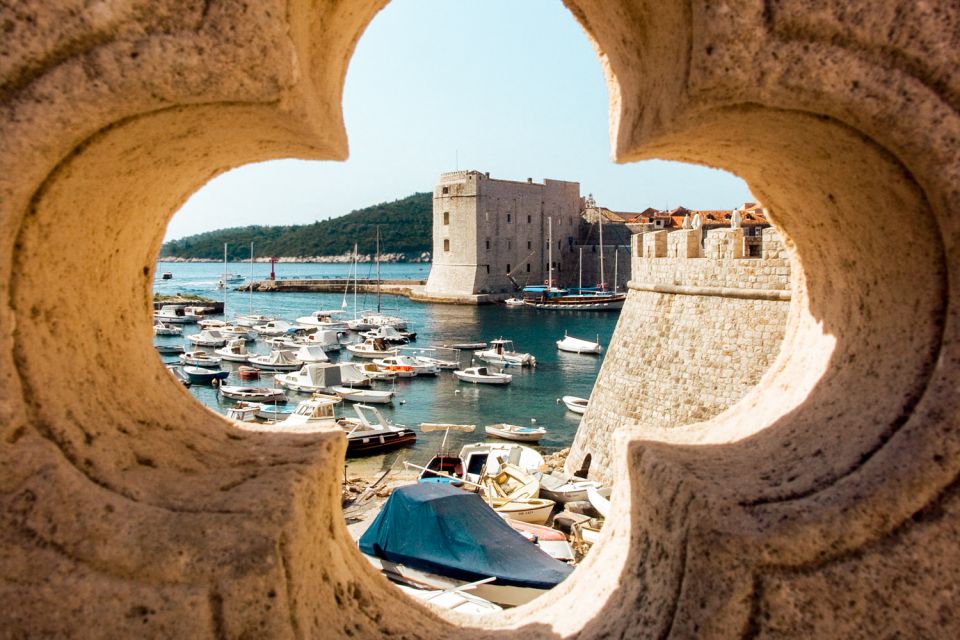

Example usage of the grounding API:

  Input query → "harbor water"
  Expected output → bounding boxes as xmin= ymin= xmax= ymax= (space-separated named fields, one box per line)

xmin=155 ymin=261 xmax=619 ymax=471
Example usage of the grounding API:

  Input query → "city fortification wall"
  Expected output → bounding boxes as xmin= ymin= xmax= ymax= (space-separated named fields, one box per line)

xmin=568 ymin=227 xmax=791 ymax=482
xmin=2 ymin=1 xmax=959 ymax=638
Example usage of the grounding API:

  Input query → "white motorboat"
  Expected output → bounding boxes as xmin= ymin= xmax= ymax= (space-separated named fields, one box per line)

xmin=411 ymin=353 xmax=460 ymax=370
xmin=274 ymin=362 xmax=345 ymax=393
xmin=331 ymin=386 xmax=395 ymax=405
xmin=338 ymin=404 xmax=417 ymax=455
xmin=556 ymin=333 xmax=603 ymax=354
xmin=295 ymin=309 xmax=349 ymax=331
xmin=393 ymin=583 xmax=502 ymax=616
xmin=357 ymin=362 xmax=397 ymax=381
xmin=252 ymin=319 xmax=295 ymax=336
xmin=562 ymin=395 xmax=588 ymax=415
xmin=154 ymin=304 xmax=199 ymax=324
xmin=153 ymin=321 xmax=182 ymax=336
xmin=474 ymin=339 xmax=536 ymax=367
xmin=255 ymin=403 xmax=293 ymax=421
xmin=187 ymin=330 xmax=227 ymax=347
xmin=197 ymin=318 xmax=227 ymax=330
xmin=359 ymin=325 xmax=414 ymax=344
xmin=454 ymin=366 xmax=512 ymax=385
xmin=484 ymin=423 xmax=546 ymax=442
xmin=374 ymin=355 xmax=439 ymax=376
xmin=235 ymin=313 xmax=275 ymax=328
xmin=221 ymin=325 xmax=256 ymax=342
xmin=458 ymin=442 xmax=545 ymax=488
xmin=215 ymin=338 xmax=251 ymax=363
xmin=347 ymin=312 xmax=408 ymax=331
xmin=274 ymin=394 xmax=342 ymax=431
xmin=218 ymin=385 xmax=287 ymax=403
xmin=504 ymin=297 xmax=525 ymax=307
xmin=536 ymin=472 xmax=601 ymax=504
xmin=155 ymin=343 xmax=185 ymax=355
xmin=263 ymin=335 xmax=301 ymax=349
xmin=225 ymin=401 xmax=260 ymax=422
xmin=293 ymin=345 xmax=329 ymax=364
xmin=248 ymin=349 xmax=301 ymax=371
xmin=178 ymin=351 xmax=221 ymax=367
xmin=299 ymin=329 xmax=343 ymax=352
xmin=346 ymin=338 xmax=401 ymax=359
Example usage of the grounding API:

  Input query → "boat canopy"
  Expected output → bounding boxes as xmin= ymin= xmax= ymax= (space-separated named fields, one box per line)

xmin=359 ymin=483 xmax=572 ymax=590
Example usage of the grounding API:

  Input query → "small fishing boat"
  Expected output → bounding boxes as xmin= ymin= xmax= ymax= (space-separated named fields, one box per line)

xmin=374 ymin=355 xmax=438 ymax=376
xmin=506 ymin=520 xmax=575 ymax=562
xmin=331 ymin=386 xmax=395 ymax=405
xmin=248 ymin=349 xmax=301 ymax=371
xmin=274 ymin=394 xmax=342 ymax=431
xmin=221 ymin=325 xmax=256 ymax=342
xmin=154 ymin=304 xmax=199 ymax=324
xmin=346 ymin=338 xmax=401 ymax=359
xmin=187 ymin=330 xmax=227 ymax=347
xmin=339 ymin=404 xmax=416 ymax=455
xmin=166 ymin=365 xmax=191 ymax=387
xmin=357 ymin=362 xmax=397 ymax=381
xmin=484 ymin=423 xmax=546 ymax=443
xmin=454 ymin=366 xmax=512 ymax=385
xmin=295 ymin=309 xmax=349 ymax=331
xmin=215 ymin=338 xmax=251 ymax=363
xmin=153 ymin=321 xmax=182 ymax=336
xmin=237 ymin=365 xmax=260 ymax=380
xmin=197 ymin=318 xmax=227 ymax=330
xmin=360 ymin=484 xmax=572 ymax=607
xmin=179 ymin=351 xmax=221 ymax=367
xmin=235 ymin=313 xmax=275 ymax=328
xmin=537 ymin=473 xmax=601 ymax=504
xmin=252 ymin=319 xmax=295 ymax=336
xmin=556 ymin=333 xmax=603 ymax=354
xmin=446 ymin=341 xmax=487 ymax=350
xmin=161 ymin=272 xmax=173 ymax=280
xmin=225 ymin=401 xmax=260 ymax=422
xmin=182 ymin=366 xmax=229 ymax=384
xmin=347 ymin=312 xmax=408 ymax=331
xmin=293 ymin=345 xmax=329 ymax=364
xmin=487 ymin=497 xmax=556 ymax=525
xmin=562 ymin=395 xmax=588 ymax=414
xmin=218 ymin=385 xmax=287 ymax=403
xmin=393 ymin=583 xmax=502 ymax=616
xmin=155 ymin=343 xmax=185 ymax=355
xmin=482 ymin=463 xmax=540 ymax=500
xmin=255 ymin=402 xmax=293 ymax=421
xmin=459 ymin=442 xmax=545 ymax=485
xmin=474 ymin=339 xmax=536 ymax=367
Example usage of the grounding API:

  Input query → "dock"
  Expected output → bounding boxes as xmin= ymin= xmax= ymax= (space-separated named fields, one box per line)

xmin=244 ymin=278 xmax=426 ymax=297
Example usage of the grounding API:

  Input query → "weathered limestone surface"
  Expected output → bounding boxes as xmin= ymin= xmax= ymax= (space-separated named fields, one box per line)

xmin=1 ymin=0 xmax=958 ymax=638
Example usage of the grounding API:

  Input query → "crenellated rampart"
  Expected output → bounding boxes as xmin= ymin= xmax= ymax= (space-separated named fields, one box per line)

xmin=567 ymin=227 xmax=792 ymax=483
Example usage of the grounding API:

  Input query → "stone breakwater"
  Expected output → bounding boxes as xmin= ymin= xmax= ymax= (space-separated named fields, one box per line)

xmin=567 ymin=227 xmax=791 ymax=484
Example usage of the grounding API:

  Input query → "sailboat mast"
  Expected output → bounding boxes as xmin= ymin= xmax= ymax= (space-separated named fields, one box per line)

xmin=222 ymin=243 xmax=228 ymax=311
xmin=376 ymin=226 xmax=381 ymax=313
xmin=248 ymin=241 xmax=254 ymax=314
xmin=353 ymin=242 xmax=358 ymax=318
xmin=613 ymin=247 xmax=619 ymax=293
xmin=598 ymin=210 xmax=605 ymax=289
xmin=578 ymin=247 xmax=583 ymax=291
xmin=547 ymin=217 xmax=553 ymax=289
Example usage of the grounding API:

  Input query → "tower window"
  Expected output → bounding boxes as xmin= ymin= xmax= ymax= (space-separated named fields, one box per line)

xmin=442 ymin=186 xmax=449 ymax=194
xmin=486 ymin=239 xmax=490 ymax=250
xmin=526 ymin=264 xmax=531 ymax=272
xmin=443 ymin=211 xmax=449 ymax=225
xmin=527 ymin=241 xmax=532 ymax=250
xmin=507 ymin=214 xmax=512 ymax=223
xmin=506 ymin=264 xmax=511 ymax=273
xmin=527 ymin=215 xmax=532 ymax=223
xmin=443 ymin=239 xmax=450 ymax=252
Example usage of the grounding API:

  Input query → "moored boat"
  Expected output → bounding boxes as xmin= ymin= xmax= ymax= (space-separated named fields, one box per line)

xmin=346 ymin=338 xmax=401 ymax=359
xmin=474 ymin=339 xmax=535 ymax=367
xmin=484 ymin=423 xmax=546 ymax=442
xmin=218 ymin=385 xmax=287 ymax=403
xmin=339 ymin=403 xmax=416 ymax=455
xmin=225 ymin=401 xmax=260 ymax=422
xmin=187 ymin=329 xmax=227 ymax=347
xmin=179 ymin=351 xmax=221 ymax=367
xmin=331 ymin=386 xmax=395 ymax=405
xmin=248 ymin=349 xmax=301 ymax=371
xmin=374 ymin=355 xmax=438 ymax=376
xmin=556 ymin=333 xmax=603 ymax=354
xmin=182 ymin=366 xmax=229 ymax=384
xmin=153 ymin=321 xmax=182 ymax=336
xmin=486 ymin=497 xmax=555 ymax=525
xmin=215 ymin=338 xmax=251 ymax=363
xmin=295 ymin=309 xmax=349 ymax=331
xmin=155 ymin=343 xmax=185 ymax=355
xmin=561 ymin=395 xmax=588 ymax=414
xmin=454 ymin=366 xmax=512 ymax=385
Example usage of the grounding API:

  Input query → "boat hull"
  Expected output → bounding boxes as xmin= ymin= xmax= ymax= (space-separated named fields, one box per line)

xmin=484 ymin=425 xmax=546 ymax=442
xmin=490 ymin=499 xmax=555 ymax=525
xmin=346 ymin=430 xmax=416 ymax=455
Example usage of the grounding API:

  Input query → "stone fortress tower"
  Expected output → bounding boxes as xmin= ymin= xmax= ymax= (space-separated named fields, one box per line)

xmin=423 ymin=171 xmax=582 ymax=302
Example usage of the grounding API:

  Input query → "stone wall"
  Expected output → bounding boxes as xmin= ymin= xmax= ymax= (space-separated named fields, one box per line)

xmin=568 ymin=228 xmax=791 ymax=483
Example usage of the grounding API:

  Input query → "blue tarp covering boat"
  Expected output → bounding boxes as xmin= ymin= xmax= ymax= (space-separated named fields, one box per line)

xmin=359 ymin=483 xmax=572 ymax=590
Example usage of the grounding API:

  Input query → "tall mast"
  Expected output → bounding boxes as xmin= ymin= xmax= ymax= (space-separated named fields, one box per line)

xmin=222 ymin=243 xmax=228 ymax=311
xmin=376 ymin=226 xmax=381 ymax=313
xmin=613 ymin=247 xmax=619 ymax=293
xmin=547 ymin=217 xmax=553 ymax=289
xmin=598 ymin=210 xmax=605 ymax=289
xmin=578 ymin=246 xmax=583 ymax=291
xmin=353 ymin=242 xmax=358 ymax=318
xmin=248 ymin=241 xmax=254 ymax=314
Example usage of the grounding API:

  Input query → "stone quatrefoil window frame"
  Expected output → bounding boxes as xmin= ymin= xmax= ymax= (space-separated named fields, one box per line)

xmin=1 ymin=1 xmax=958 ymax=638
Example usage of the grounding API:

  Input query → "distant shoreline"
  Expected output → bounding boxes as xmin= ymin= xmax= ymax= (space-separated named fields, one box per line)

xmin=158 ymin=254 xmax=431 ymax=264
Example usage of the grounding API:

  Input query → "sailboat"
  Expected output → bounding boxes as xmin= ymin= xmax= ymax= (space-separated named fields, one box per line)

xmin=347 ymin=227 xmax=409 ymax=331
xmin=217 ymin=243 xmax=244 ymax=289
xmin=235 ymin=241 xmax=276 ymax=327
xmin=521 ymin=214 xmax=626 ymax=310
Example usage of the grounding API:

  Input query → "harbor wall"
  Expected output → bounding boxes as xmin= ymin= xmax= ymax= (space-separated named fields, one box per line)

xmin=567 ymin=227 xmax=791 ymax=483
xmin=2 ymin=1 xmax=960 ymax=638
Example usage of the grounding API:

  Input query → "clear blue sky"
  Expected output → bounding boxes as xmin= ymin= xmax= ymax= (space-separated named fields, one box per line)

xmin=166 ymin=0 xmax=752 ymax=240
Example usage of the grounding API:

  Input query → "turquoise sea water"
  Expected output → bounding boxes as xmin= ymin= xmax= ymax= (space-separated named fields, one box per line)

xmin=155 ymin=261 xmax=619 ymax=467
